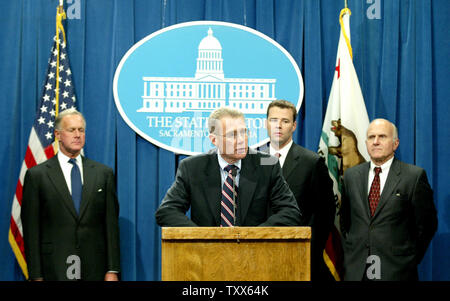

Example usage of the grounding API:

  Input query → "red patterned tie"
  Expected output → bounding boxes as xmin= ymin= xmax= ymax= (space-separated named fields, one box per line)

xmin=368 ymin=167 xmax=382 ymax=216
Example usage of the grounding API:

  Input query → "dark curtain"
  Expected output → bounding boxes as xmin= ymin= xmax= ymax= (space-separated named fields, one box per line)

xmin=0 ymin=0 xmax=449 ymax=280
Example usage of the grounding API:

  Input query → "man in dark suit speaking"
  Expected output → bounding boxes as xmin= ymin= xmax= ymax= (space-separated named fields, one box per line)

xmin=21 ymin=109 xmax=120 ymax=281
xmin=341 ymin=118 xmax=437 ymax=280
xmin=156 ymin=107 xmax=303 ymax=227
xmin=261 ymin=100 xmax=335 ymax=281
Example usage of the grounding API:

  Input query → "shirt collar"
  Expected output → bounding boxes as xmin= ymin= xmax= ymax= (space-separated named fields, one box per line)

xmin=269 ymin=139 xmax=293 ymax=158
xmin=370 ymin=156 xmax=394 ymax=173
xmin=57 ymin=151 xmax=82 ymax=166
xmin=217 ymin=150 xmax=241 ymax=171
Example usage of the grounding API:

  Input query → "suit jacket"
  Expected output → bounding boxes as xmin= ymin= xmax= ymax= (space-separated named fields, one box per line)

xmin=260 ymin=142 xmax=335 ymax=281
xmin=155 ymin=148 xmax=303 ymax=227
xmin=341 ymin=158 xmax=437 ymax=281
xmin=21 ymin=155 xmax=120 ymax=281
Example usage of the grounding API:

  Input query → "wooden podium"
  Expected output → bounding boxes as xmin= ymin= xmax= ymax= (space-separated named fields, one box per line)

xmin=161 ymin=227 xmax=311 ymax=281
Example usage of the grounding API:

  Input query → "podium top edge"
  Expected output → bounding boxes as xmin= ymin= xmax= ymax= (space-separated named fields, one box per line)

xmin=161 ymin=226 xmax=311 ymax=240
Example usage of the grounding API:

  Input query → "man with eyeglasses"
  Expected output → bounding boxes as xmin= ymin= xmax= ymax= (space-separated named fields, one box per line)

xmin=156 ymin=107 xmax=303 ymax=227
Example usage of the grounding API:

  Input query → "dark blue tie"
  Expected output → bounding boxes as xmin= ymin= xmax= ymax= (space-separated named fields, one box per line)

xmin=221 ymin=165 xmax=238 ymax=227
xmin=69 ymin=158 xmax=82 ymax=214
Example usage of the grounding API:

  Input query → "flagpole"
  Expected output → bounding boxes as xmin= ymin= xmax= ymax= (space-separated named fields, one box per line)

xmin=345 ymin=0 xmax=348 ymax=9
xmin=55 ymin=2 xmax=67 ymax=153
xmin=339 ymin=6 xmax=352 ymax=60
xmin=55 ymin=3 xmax=67 ymax=117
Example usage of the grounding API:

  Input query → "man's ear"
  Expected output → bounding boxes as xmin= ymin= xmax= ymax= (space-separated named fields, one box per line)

xmin=54 ymin=129 xmax=60 ymax=141
xmin=393 ymin=138 xmax=400 ymax=152
xmin=209 ymin=134 xmax=218 ymax=147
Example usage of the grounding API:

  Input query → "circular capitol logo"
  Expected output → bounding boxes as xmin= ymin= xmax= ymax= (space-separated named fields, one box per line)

xmin=114 ymin=21 xmax=303 ymax=155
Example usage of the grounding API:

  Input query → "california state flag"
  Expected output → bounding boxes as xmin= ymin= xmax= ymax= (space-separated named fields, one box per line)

xmin=318 ymin=8 xmax=370 ymax=281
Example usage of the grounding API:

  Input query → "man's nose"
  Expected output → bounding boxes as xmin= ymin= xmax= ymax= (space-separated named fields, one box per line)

xmin=236 ymin=134 xmax=245 ymax=143
xmin=235 ymin=133 xmax=246 ymax=145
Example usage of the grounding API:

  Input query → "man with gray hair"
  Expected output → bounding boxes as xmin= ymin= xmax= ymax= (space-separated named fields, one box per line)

xmin=21 ymin=108 xmax=121 ymax=281
xmin=156 ymin=107 xmax=303 ymax=227
xmin=341 ymin=118 xmax=437 ymax=280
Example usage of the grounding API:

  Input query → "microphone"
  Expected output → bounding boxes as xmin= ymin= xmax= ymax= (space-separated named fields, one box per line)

xmin=230 ymin=166 xmax=238 ymax=226
xmin=230 ymin=166 xmax=237 ymax=178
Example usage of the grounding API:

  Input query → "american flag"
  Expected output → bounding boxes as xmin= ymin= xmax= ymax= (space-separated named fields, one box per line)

xmin=8 ymin=7 xmax=77 ymax=279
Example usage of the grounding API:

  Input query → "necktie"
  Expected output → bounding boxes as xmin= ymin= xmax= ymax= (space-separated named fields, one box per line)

xmin=69 ymin=158 xmax=82 ymax=214
xmin=368 ymin=167 xmax=382 ymax=216
xmin=274 ymin=152 xmax=281 ymax=158
xmin=221 ymin=165 xmax=238 ymax=227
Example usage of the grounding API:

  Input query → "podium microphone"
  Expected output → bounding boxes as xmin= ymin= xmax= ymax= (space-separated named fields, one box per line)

xmin=231 ymin=166 xmax=238 ymax=226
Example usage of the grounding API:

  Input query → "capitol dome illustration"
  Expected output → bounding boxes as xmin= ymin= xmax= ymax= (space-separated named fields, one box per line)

xmin=195 ymin=28 xmax=224 ymax=80
xmin=138 ymin=28 xmax=276 ymax=114
xmin=198 ymin=27 xmax=222 ymax=50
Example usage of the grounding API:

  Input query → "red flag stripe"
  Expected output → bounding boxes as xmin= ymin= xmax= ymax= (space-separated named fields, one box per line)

xmin=15 ymin=181 xmax=23 ymax=206
xmin=24 ymin=146 xmax=37 ymax=169
xmin=44 ymin=144 xmax=55 ymax=159
xmin=28 ymin=128 xmax=49 ymax=163
xmin=9 ymin=217 xmax=25 ymax=256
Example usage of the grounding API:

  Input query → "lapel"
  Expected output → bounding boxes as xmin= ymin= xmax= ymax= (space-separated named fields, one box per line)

xmin=237 ymin=149 xmax=258 ymax=225
xmin=259 ymin=141 xmax=296 ymax=179
xmin=78 ymin=156 xmax=97 ymax=220
xmin=204 ymin=151 xmax=222 ymax=225
xmin=45 ymin=156 xmax=79 ymax=220
xmin=372 ymin=158 xmax=401 ymax=219
xmin=282 ymin=143 xmax=300 ymax=180
xmin=355 ymin=162 xmax=371 ymax=220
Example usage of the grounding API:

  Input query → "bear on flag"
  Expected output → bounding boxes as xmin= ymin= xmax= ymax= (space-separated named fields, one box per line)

xmin=318 ymin=7 xmax=370 ymax=281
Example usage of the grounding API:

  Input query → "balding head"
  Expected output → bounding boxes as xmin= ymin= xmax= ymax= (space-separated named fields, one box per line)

xmin=365 ymin=119 xmax=399 ymax=165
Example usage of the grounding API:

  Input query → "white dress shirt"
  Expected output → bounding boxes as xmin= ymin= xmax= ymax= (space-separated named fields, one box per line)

xmin=57 ymin=151 xmax=84 ymax=195
xmin=367 ymin=156 xmax=394 ymax=195
xmin=217 ymin=151 xmax=241 ymax=187
xmin=269 ymin=139 xmax=293 ymax=168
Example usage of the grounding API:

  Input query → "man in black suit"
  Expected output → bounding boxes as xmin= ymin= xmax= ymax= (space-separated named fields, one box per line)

xmin=155 ymin=107 xmax=302 ymax=227
xmin=21 ymin=109 xmax=120 ymax=281
xmin=261 ymin=100 xmax=335 ymax=281
xmin=341 ymin=118 xmax=437 ymax=280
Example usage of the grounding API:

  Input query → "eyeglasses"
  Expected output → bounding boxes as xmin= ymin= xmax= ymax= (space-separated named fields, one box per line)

xmin=218 ymin=128 xmax=249 ymax=140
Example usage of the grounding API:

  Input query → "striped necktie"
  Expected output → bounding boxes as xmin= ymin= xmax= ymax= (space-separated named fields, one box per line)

xmin=221 ymin=164 xmax=238 ymax=227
